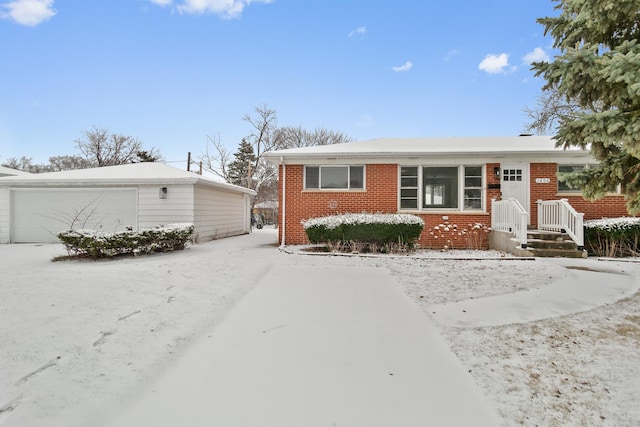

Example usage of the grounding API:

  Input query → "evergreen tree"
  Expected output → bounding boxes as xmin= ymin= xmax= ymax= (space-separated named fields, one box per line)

xmin=532 ymin=0 xmax=640 ymax=213
xmin=227 ymin=138 xmax=257 ymax=188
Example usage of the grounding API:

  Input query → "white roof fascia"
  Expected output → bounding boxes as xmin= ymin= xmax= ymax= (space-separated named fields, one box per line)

xmin=266 ymin=151 xmax=594 ymax=165
xmin=0 ymin=163 xmax=256 ymax=196
xmin=263 ymin=136 xmax=593 ymax=165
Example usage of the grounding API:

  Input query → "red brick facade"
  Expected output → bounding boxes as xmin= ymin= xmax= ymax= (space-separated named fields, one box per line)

xmin=277 ymin=162 xmax=632 ymax=248
xmin=529 ymin=163 xmax=630 ymax=223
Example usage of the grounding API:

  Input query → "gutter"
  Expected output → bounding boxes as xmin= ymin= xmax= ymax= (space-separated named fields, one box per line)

xmin=280 ymin=156 xmax=286 ymax=248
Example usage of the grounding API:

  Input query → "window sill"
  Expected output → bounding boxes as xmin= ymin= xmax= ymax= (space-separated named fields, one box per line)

xmin=398 ymin=210 xmax=489 ymax=215
xmin=302 ymin=189 xmax=367 ymax=193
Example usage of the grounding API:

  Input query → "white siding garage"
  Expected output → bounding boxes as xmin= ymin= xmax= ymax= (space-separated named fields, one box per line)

xmin=194 ymin=185 xmax=250 ymax=240
xmin=10 ymin=188 xmax=138 ymax=243
xmin=0 ymin=163 xmax=255 ymax=244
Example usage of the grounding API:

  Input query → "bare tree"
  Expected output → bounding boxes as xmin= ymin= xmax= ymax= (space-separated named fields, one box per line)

xmin=199 ymin=133 xmax=232 ymax=181
xmin=241 ymin=104 xmax=280 ymax=197
xmin=274 ymin=125 xmax=352 ymax=148
xmin=1 ymin=156 xmax=52 ymax=173
xmin=75 ymin=126 xmax=161 ymax=166
xmin=201 ymin=105 xmax=279 ymax=191
xmin=523 ymin=85 xmax=600 ymax=136
xmin=48 ymin=155 xmax=95 ymax=171
xmin=200 ymin=104 xmax=352 ymax=212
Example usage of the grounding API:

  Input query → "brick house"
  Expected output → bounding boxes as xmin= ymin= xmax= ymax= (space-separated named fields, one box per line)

xmin=263 ymin=136 xmax=631 ymax=248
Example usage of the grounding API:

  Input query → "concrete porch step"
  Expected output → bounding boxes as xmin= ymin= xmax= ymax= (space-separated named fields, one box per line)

xmin=527 ymin=230 xmax=569 ymax=241
xmin=525 ymin=230 xmax=586 ymax=258
xmin=527 ymin=238 xmax=578 ymax=251
xmin=525 ymin=247 xmax=587 ymax=258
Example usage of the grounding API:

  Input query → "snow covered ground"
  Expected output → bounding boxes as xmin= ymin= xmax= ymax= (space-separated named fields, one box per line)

xmin=1 ymin=228 xmax=639 ymax=426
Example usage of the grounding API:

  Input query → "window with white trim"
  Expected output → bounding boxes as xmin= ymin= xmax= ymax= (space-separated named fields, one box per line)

xmin=464 ymin=166 xmax=482 ymax=209
xmin=400 ymin=166 xmax=418 ymax=209
xmin=304 ymin=165 xmax=365 ymax=190
xmin=399 ymin=165 xmax=484 ymax=211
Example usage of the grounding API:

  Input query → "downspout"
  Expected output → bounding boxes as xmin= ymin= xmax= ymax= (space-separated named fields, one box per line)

xmin=280 ymin=157 xmax=286 ymax=247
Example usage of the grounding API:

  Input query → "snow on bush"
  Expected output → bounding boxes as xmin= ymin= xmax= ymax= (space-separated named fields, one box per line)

xmin=584 ymin=217 xmax=640 ymax=257
xmin=58 ymin=223 xmax=195 ymax=259
xmin=584 ymin=217 xmax=640 ymax=230
xmin=302 ymin=213 xmax=424 ymax=230
xmin=302 ymin=213 xmax=424 ymax=253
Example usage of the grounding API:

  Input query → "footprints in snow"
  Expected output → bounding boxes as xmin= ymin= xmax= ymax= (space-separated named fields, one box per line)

xmin=0 ymin=396 xmax=22 ymax=424
xmin=93 ymin=330 xmax=117 ymax=347
xmin=15 ymin=357 xmax=60 ymax=386
xmin=5 ymin=287 xmax=177 ymax=423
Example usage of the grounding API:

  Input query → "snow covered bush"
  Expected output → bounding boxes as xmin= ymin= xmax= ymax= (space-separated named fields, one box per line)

xmin=58 ymin=223 xmax=195 ymax=259
xmin=584 ymin=217 xmax=640 ymax=257
xmin=302 ymin=213 xmax=424 ymax=253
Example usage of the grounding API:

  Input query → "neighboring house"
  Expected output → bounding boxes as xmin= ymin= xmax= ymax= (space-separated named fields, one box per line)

xmin=0 ymin=166 xmax=31 ymax=177
xmin=0 ymin=162 xmax=255 ymax=244
xmin=253 ymin=200 xmax=278 ymax=225
xmin=263 ymin=135 xmax=631 ymax=248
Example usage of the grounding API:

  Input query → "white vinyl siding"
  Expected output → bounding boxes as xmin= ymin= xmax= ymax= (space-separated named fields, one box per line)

xmin=138 ymin=184 xmax=194 ymax=229
xmin=0 ymin=187 xmax=9 ymax=244
xmin=1 ymin=179 xmax=252 ymax=244
xmin=194 ymin=185 xmax=249 ymax=241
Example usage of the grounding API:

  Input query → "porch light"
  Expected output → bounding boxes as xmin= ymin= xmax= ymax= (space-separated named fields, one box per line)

xmin=159 ymin=187 xmax=168 ymax=199
xmin=493 ymin=167 xmax=501 ymax=180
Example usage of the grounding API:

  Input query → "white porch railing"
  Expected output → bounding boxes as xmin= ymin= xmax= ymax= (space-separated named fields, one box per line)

xmin=537 ymin=199 xmax=584 ymax=248
xmin=491 ymin=198 xmax=529 ymax=248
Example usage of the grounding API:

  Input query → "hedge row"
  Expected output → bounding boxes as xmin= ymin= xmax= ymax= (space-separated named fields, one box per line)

xmin=302 ymin=213 xmax=424 ymax=252
xmin=58 ymin=223 xmax=195 ymax=259
xmin=584 ymin=217 xmax=640 ymax=257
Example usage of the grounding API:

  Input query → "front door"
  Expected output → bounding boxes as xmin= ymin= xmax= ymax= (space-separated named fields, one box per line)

xmin=500 ymin=163 xmax=530 ymax=224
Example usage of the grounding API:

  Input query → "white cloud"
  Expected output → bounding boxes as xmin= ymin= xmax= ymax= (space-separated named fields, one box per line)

xmin=478 ymin=53 xmax=512 ymax=74
xmin=348 ymin=26 xmax=366 ymax=38
xmin=392 ymin=61 xmax=413 ymax=72
xmin=153 ymin=0 xmax=273 ymax=19
xmin=444 ymin=49 xmax=459 ymax=62
xmin=1 ymin=0 xmax=56 ymax=26
xmin=523 ymin=47 xmax=550 ymax=64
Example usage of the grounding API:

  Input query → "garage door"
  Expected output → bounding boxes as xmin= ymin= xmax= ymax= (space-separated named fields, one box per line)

xmin=11 ymin=188 xmax=138 ymax=243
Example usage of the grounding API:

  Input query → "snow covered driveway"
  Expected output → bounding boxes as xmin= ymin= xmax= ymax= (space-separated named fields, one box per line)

xmin=107 ymin=264 xmax=500 ymax=427
xmin=1 ymin=229 xmax=639 ymax=426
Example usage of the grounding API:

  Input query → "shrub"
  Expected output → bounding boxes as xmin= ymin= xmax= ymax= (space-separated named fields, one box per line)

xmin=58 ymin=223 xmax=195 ymax=259
xmin=584 ymin=217 xmax=640 ymax=257
xmin=302 ymin=213 xmax=424 ymax=253
xmin=429 ymin=221 xmax=491 ymax=251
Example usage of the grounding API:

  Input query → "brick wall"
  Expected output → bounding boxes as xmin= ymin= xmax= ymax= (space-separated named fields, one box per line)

xmin=277 ymin=162 xmax=634 ymax=247
xmin=529 ymin=163 xmax=631 ymax=225
xmin=278 ymin=164 xmax=398 ymax=245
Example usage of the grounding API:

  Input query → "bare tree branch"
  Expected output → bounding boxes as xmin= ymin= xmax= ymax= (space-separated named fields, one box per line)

xmin=199 ymin=133 xmax=232 ymax=181
xmin=75 ymin=126 xmax=154 ymax=166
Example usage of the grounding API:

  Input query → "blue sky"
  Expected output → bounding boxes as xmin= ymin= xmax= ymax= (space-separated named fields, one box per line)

xmin=1 ymin=0 xmax=558 ymax=168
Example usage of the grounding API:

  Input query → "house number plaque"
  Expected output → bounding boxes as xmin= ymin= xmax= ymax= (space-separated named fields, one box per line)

xmin=328 ymin=200 xmax=338 ymax=209
xmin=535 ymin=178 xmax=551 ymax=184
